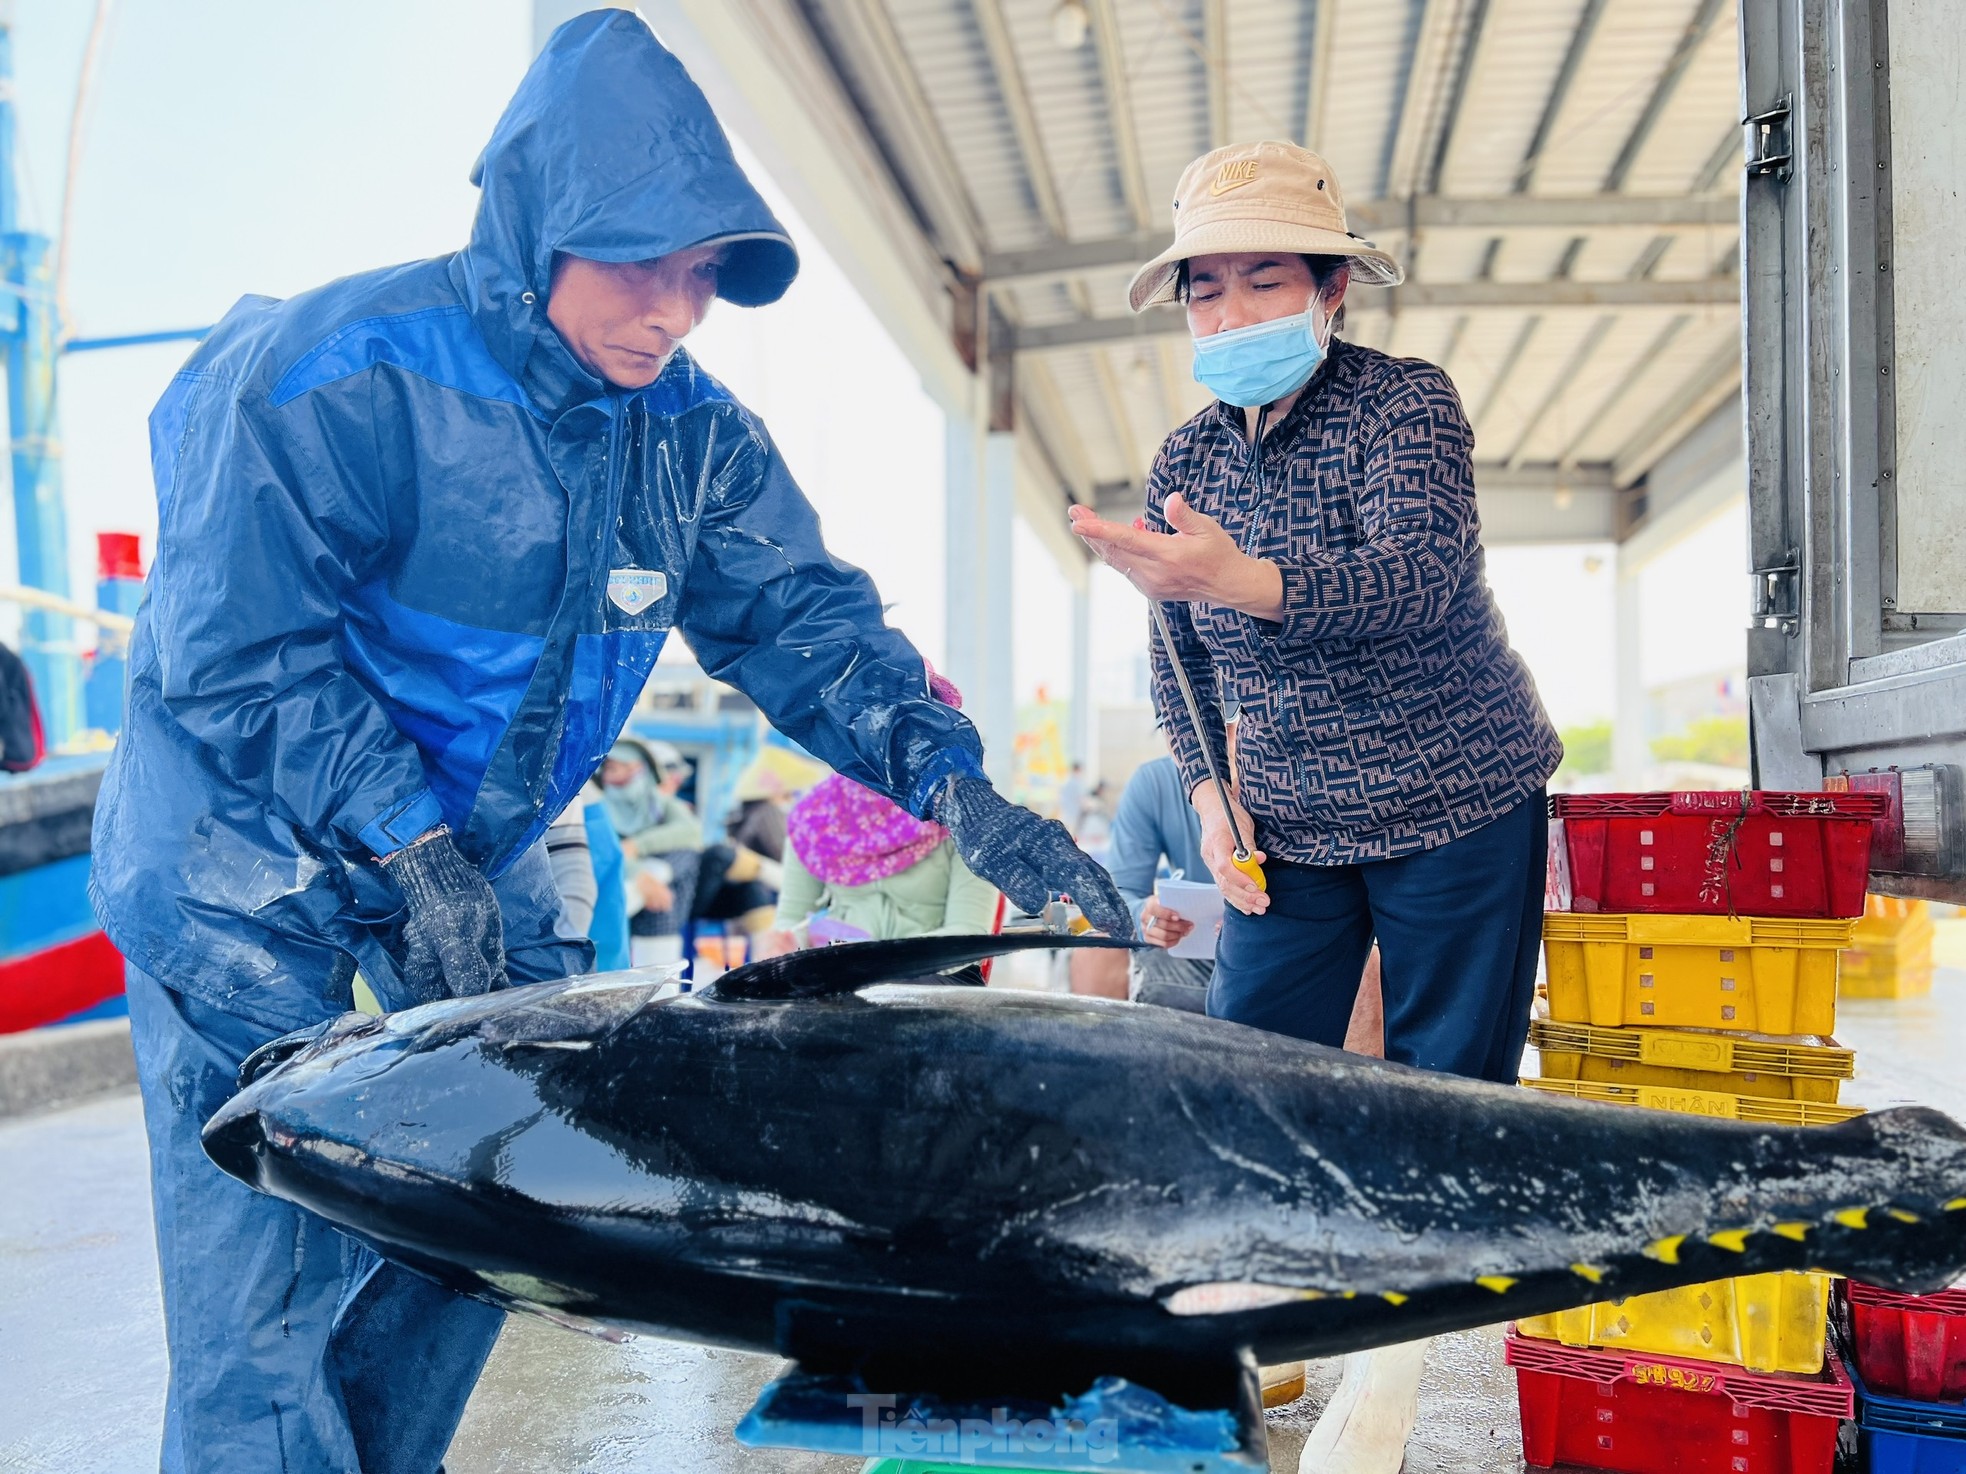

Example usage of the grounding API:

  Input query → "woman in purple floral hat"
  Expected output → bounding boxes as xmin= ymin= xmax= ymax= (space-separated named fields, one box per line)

xmin=769 ymin=668 xmax=999 ymax=949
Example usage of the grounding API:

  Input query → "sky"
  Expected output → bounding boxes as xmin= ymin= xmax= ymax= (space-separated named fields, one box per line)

xmin=12 ymin=0 xmax=1748 ymax=744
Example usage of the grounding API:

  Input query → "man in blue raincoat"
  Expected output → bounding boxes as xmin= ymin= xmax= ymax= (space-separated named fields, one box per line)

xmin=91 ymin=13 xmax=1130 ymax=1472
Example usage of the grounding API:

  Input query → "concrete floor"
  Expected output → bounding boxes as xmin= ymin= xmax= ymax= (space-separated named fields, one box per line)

xmin=5 ymin=962 xmax=1963 ymax=1473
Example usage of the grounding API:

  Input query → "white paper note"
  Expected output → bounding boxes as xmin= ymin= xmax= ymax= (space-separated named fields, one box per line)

xmin=1154 ymin=877 xmax=1227 ymax=960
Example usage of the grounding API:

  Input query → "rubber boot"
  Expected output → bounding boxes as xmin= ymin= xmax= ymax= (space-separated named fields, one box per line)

xmin=1297 ymin=1338 xmax=1428 ymax=1474
xmin=1260 ymin=1360 xmax=1307 ymax=1408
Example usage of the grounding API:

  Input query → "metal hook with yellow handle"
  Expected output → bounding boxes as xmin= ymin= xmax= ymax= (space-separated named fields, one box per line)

xmin=1147 ymin=601 xmax=1268 ymax=895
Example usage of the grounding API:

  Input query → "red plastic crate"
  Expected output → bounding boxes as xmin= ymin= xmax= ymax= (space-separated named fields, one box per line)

xmin=1505 ymin=1327 xmax=1851 ymax=1474
xmin=1548 ymin=791 xmax=1888 ymax=918
xmin=1848 ymin=1282 xmax=1966 ymax=1403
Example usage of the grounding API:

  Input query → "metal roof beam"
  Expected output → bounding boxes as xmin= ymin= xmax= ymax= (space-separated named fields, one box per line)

xmin=1010 ymin=277 xmax=1740 ymax=349
xmin=1504 ymin=313 xmax=1617 ymax=466
xmin=972 ymin=0 xmax=1068 ymax=238
xmin=1086 ymin=0 xmax=1155 ymax=230
xmin=1473 ymin=316 xmax=1542 ymax=433
xmin=1385 ymin=0 xmax=1463 ymax=199
xmin=1204 ymin=0 xmax=1229 ymax=150
xmin=1475 ymin=463 xmax=1615 ymax=491
xmin=1513 ymin=0 xmax=1612 ymax=194
xmin=1092 ymin=350 xmax=1147 ymax=487
xmin=1603 ymin=0 xmax=1731 ymax=191
xmin=1093 ymin=467 xmax=1612 ymax=550
xmin=1425 ymin=0 xmax=1494 ymax=193
xmin=980 ymin=193 xmax=1737 ymax=285
xmin=1479 ymin=487 xmax=1619 ymax=544
xmin=1365 ymin=192 xmax=1738 ymax=232
xmin=821 ymin=0 xmax=985 ymax=271
xmin=1304 ymin=0 xmax=1339 ymax=150
xmin=1552 ymin=314 xmax=1687 ymax=465
xmin=1610 ymin=335 xmax=1743 ymax=488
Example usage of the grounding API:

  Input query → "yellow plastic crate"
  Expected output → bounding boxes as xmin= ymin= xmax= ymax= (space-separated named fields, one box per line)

xmin=1520 ymin=1075 xmax=1864 ymax=1124
xmin=1841 ymin=898 xmax=1936 ymax=998
xmin=1542 ymin=913 xmax=1855 ymax=1034
xmin=1854 ymin=895 xmax=1931 ymax=937
xmin=1840 ymin=955 xmax=1936 ymax=999
xmin=1529 ymin=1020 xmax=1853 ymax=1105
xmin=1515 ymin=1271 xmax=1832 ymax=1374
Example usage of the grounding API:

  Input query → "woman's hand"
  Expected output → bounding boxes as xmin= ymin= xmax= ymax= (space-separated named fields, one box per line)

xmin=1139 ymin=897 xmax=1197 ymax=950
xmin=1195 ymin=785 xmax=1270 ymax=916
xmin=1067 ymin=496 xmax=1284 ymax=619
xmin=634 ymin=871 xmax=674 ymax=914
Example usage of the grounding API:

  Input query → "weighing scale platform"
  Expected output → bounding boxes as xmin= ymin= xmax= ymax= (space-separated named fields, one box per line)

xmin=735 ymin=1359 xmax=1271 ymax=1473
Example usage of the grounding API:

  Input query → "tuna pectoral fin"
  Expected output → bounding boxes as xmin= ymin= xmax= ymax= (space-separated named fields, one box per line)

xmin=237 ymin=1011 xmax=382 ymax=1088
xmin=705 ymin=932 xmax=1141 ymax=1002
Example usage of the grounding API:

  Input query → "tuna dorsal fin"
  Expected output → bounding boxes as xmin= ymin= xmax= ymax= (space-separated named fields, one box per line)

xmin=704 ymin=933 xmax=1139 ymax=1002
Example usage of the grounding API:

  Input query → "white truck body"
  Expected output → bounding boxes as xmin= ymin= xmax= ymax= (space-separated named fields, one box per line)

xmin=1742 ymin=0 xmax=1966 ymax=898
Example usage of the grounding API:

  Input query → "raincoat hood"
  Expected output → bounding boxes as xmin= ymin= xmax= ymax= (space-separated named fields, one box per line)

xmin=459 ymin=9 xmax=799 ymax=406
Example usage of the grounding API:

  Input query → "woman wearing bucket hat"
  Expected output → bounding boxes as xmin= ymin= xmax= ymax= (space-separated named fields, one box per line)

xmin=1070 ymin=140 xmax=1562 ymax=1474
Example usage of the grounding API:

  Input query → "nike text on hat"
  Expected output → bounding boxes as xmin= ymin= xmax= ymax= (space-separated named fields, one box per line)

xmin=1126 ymin=140 xmax=1404 ymax=314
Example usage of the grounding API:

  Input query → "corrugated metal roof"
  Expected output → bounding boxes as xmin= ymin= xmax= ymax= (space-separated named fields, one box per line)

xmin=788 ymin=0 xmax=1746 ymax=541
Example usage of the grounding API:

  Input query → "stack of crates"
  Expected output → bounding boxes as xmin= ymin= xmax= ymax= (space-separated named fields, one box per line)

xmin=1509 ymin=789 xmax=1886 ymax=1474
xmin=1841 ymin=896 xmax=1937 ymax=999
xmin=1840 ymin=1283 xmax=1966 ymax=1470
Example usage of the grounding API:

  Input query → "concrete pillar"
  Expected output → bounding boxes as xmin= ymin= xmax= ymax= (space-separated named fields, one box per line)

xmin=943 ymin=417 xmax=1016 ymax=786
xmin=1612 ymin=544 xmax=1648 ymax=785
xmin=1070 ymin=583 xmax=1093 ymax=776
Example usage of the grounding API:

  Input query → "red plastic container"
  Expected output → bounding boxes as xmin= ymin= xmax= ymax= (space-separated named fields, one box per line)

xmin=96 ymin=530 xmax=144 ymax=581
xmin=1505 ymin=1327 xmax=1851 ymax=1474
xmin=1548 ymin=791 xmax=1888 ymax=918
xmin=1848 ymin=1282 xmax=1966 ymax=1402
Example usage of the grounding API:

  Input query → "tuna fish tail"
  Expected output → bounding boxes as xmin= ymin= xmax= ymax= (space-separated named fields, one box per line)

xmin=1799 ymin=1106 xmax=1966 ymax=1295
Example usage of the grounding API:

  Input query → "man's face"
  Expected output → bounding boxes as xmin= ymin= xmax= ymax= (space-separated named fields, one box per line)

xmin=546 ymin=243 xmax=728 ymax=390
xmin=1184 ymin=252 xmax=1346 ymax=338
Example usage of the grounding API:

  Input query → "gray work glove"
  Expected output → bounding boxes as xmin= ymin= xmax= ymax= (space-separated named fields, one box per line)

xmin=933 ymin=774 xmax=1136 ymax=940
xmin=383 ymin=826 xmax=507 ymax=1004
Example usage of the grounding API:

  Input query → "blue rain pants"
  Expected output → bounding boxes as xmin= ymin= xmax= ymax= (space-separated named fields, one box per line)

xmin=128 ymin=965 xmax=503 ymax=1474
xmin=1209 ymin=792 xmax=1547 ymax=1082
xmin=126 ymin=844 xmax=585 ymax=1473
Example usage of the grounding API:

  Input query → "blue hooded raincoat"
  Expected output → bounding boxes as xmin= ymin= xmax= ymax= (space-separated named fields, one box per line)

xmin=91 ymin=11 xmax=984 ymax=1032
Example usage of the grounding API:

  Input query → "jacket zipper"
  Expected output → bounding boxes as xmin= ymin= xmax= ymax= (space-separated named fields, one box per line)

xmin=1238 ymin=404 xmax=1269 ymax=559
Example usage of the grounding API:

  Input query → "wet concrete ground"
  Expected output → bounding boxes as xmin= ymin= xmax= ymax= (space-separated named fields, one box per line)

xmin=6 ymin=960 xmax=1964 ymax=1473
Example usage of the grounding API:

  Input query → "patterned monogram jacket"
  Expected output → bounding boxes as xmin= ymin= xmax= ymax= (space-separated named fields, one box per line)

xmin=1149 ymin=337 xmax=1563 ymax=866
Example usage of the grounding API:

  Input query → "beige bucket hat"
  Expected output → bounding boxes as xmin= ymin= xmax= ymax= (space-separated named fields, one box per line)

xmin=1126 ymin=140 xmax=1404 ymax=313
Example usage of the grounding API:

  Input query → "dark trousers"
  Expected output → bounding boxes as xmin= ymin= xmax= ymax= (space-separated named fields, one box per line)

xmin=1209 ymin=793 xmax=1546 ymax=1083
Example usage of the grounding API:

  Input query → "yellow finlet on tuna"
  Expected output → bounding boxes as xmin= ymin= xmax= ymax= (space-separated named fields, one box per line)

xmin=1645 ymin=1235 xmax=1686 ymax=1265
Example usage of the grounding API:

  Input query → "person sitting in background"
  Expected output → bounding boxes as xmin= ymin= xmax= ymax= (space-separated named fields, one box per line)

xmin=766 ymin=670 xmax=998 ymax=952
xmin=725 ymin=743 xmax=822 ymax=862
xmin=687 ymin=746 xmax=816 ymax=954
xmin=544 ymin=778 xmax=631 ymax=970
xmin=1104 ymin=749 xmax=1213 ymax=1012
xmin=601 ymin=737 xmax=703 ymax=964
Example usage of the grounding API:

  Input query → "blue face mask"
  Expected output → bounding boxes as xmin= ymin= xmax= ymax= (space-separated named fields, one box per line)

xmin=1190 ymin=299 xmax=1333 ymax=408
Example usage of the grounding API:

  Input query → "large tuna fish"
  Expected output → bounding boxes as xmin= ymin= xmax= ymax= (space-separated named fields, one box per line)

xmin=205 ymin=935 xmax=1966 ymax=1428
